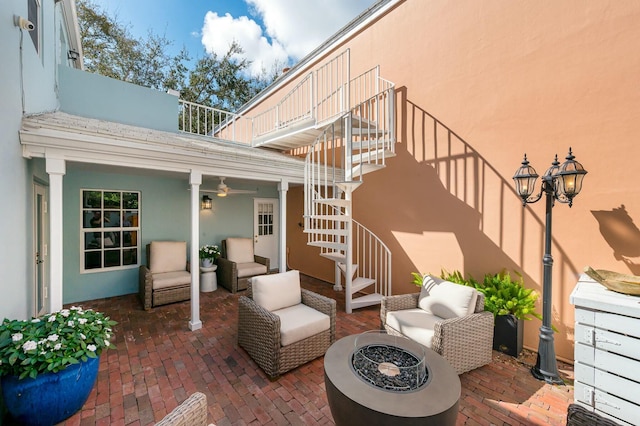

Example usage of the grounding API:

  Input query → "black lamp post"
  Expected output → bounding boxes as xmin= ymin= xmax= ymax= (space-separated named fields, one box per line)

xmin=513 ymin=148 xmax=587 ymax=384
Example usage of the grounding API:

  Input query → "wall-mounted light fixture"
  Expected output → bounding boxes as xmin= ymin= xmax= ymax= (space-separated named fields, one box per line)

xmin=201 ymin=195 xmax=212 ymax=210
xmin=68 ymin=49 xmax=80 ymax=61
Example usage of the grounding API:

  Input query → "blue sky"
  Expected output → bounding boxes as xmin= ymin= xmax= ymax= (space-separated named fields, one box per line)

xmin=92 ymin=0 xmax=376 ymax=75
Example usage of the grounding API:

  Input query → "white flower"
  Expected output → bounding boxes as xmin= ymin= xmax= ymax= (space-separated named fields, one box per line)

xmin=22 ymin=340 xmax=37 ymax=352
xmin=80 ymin=333 xmax=86 ymax=340
xmin=48 ymin=315 xmax=56 ymax=322
xmin=68 ymin=320 xmax=75 ymax=327
xmin=105 ymin=340 xmax=110 ymax=347
xmin=78 ymin=318 xmax=88 ymax=325
xmin=70 ymin=306 xmax=81 ymax=311
xmin=96 ymin=320 xmax=102 ymax=325
xmin=31 ymin=318 xmax=41 ymax=323
xmin=11 ymin=333 xmax=23 ymax=342
xmin=54 ymin=343 xmax=62 ymax=350
xmin=87 ymin=344 xmax=97 ymax=352
xmin=105 ymin=333 xmax=111 ymax=340
xmin=47 ymin=334 xmax=59 ymax=342
xmin=60 ymin=309 xmax=70 ymax=317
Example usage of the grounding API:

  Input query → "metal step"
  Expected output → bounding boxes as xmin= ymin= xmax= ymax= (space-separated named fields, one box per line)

xmin=351 ymin=293 xmax=384 ymax=309
xmin=351 ymin=277 xmax=375 ymax=294
xmin=305 ymin=214 xmax=350 ymax=222
xmin=351 ymin=163 xmax=385 ymax=177
xmin=304 ymin=228 xmax=348 ymax=236
xmin=350 ymin=149 xmax=393 ymax=164
xmin=337 ymin=263 xmax=359 ymax=277
xmin=351 ymin=140 xmax=390 ymax=151
xmin=308 ymin=241 xmax=347 ymax=251
xmin=320 ymin=251 xmax=346 ymax=263
xmin=335 ymin=181 xmax=362 ymax=192
xmin=314 ymin=198 xmax=350 ymax=208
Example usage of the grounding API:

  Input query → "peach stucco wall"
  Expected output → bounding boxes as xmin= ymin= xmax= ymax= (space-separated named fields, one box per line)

xmin=281 ymin=0 xmax=640 ymax=362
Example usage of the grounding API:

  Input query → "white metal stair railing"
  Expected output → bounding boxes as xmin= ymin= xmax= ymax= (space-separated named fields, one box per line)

xmin=178 ymin=100 xmax=252 ymax=144
xmin=304 ymin=86 xmax=394 ymax=312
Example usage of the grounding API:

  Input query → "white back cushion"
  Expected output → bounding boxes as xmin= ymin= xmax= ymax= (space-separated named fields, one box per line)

xmin=149 ymin=241 xmax=187 ymax=274
xmin=418 ymin=275 xmax=478 ymax=319
xmin=252 ymin=270 xmax=301 ymax=312
xmin=226 ymin=238 xmax=255 ymax=263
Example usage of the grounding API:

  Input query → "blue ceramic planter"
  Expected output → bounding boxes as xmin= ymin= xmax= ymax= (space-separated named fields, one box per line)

xmin=1 ymin=355 xmax=100 ymax=426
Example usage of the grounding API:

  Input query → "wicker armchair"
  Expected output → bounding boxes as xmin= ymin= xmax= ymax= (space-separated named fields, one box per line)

xmin=381 ymin=275 xmax=494 ymax=375
xmin=156 ymin=392 xmax=209 ymax=426
xmin=566 ymin=404 xmax=620 ymax=426
xmin=238 ymin=270 xmax=336 ymax=379
xmin=217 ymin=238 xmax=269 ymax=293
xmin=139 ymin=241 xmax=191 ymax=311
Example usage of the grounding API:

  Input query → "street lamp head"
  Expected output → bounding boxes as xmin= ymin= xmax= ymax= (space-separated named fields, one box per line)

xmin=513 ymin=154 xmax=539 ymax=204
xmin=557 ymin=147 xmax=587 ymax=207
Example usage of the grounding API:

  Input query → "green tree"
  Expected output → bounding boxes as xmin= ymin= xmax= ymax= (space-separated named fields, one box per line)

xmin=76 ymin=0 xmax=277 ymax=111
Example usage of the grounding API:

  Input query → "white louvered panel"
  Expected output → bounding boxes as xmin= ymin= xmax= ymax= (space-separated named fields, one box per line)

xmin=595 ymin=388 xmax=640 ymax=426
xmin=574 ymin=361 xmax=595 ymax=387
xmin=594 ymin=367 xmax=640 ymax=407
xmin=575 ymin=341 xmax=595 ymax=366
xmin=595 ymin=328 xmax=640 ymax=361
xmin=596 ymin=311 xmax=640 ymax=340
xmin=575 ymin=307 xmax=595 ymax=326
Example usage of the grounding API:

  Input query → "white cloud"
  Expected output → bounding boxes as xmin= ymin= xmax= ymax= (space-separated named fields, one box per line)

xmin=200 ymin=0 xmax=375 ymax=76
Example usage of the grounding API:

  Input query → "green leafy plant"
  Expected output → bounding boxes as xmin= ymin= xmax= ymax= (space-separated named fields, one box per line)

xmin=0 ymin=307 xmax=116 ymax=379
xmin=440 ymin=268 xmax=542 ymax=321
xmin=411 ymin=272 xmax=424 ymax=287
xmin=199 ymin=244 xmax=221 ymax=261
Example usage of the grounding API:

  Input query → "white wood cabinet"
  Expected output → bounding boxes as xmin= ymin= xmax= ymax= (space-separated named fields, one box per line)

xmin=571 ymin=275 xmax=640 ymax=426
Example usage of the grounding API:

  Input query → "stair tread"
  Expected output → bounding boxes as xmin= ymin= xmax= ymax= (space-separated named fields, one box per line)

xmin=308 ymin=241 xmax=347 ymax=250
xmin=304 ymin=228 xmax=348 ymax=236
xmin=351 ymin=293 xmax=384 ymax=309
xmin=351 ymin=277 xmax=376 ymax=294
xmin=319 ymin=251 xmax=346 ymax=262
xmin=314 ymin=198 xmax=350 ymax=207
xmin=305 ymin=214 xmax=350 ymax=221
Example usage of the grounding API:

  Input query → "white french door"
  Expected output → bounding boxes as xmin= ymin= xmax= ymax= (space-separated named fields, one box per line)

xmin=34 ymin=183 xmax=48 ymax=316
xmin=253 ymin=198 xmax=279 ymax=271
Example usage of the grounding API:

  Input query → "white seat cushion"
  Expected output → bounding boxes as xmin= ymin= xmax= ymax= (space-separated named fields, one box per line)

xmin=273 ymin=303 xmax=330 ymax=347
xmin=226 ymin=238 xmax=255 ymax=264
xmin=152 ymin=271 xmax=191 ymax=290
xmin=149 ymin=241 xmax=187 ymax=274
xmin=419 ymin=275 xmax=478 ymax=319
xmin=237 ymin=262 xmax=268 ymax=278
xmin=385 ymin=308 xmax=439 ymax=349
xmin=252 ymin=270 xmax=301 ymax=312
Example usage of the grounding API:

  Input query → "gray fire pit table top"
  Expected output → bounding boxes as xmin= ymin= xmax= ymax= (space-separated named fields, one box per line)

xmin=324 ymin=333 xmax=461 ymax=425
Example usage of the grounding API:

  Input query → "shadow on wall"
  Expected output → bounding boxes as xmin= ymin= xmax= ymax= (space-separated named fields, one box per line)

xmin=354 ymin=86 xmax=581 ymax=352
xmin=592 ymin=205 xmax=640 ymax=275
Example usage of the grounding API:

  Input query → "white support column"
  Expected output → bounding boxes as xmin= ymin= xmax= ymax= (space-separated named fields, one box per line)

xmin=46 ymin=157 xmax=65 ymax=312
xmin=278 ymin=180 xmax=288 ymax=273
xmin=189 ymin=170 xmax=202 ymax=331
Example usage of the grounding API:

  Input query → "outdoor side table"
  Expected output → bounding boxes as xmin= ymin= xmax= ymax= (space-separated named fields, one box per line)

xmin=200 ymin=265 xmax=217 ymax=292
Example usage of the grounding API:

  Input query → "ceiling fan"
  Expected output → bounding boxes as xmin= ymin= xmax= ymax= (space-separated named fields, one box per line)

xmin=201 ymin=177 xmax=257 ymax=197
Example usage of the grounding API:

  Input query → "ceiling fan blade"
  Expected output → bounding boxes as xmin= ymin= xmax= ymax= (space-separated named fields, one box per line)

xmin=227 ymin=189 xmax=257 ymax=194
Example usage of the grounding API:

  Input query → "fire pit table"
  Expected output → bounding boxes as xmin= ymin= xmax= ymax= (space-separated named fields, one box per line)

xmin=324 ymin=331 xmax=460 ymax=425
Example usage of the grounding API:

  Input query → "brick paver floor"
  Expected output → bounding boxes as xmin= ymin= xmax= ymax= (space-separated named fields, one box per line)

xmin=49 ymin=274 xmax=573 ymax=425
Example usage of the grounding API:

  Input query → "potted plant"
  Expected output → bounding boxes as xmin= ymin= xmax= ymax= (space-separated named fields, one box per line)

xmin=0 ymin=306 xmax=116 ymax=425
xmin=199 ymin=244 xmax=221 ymax=267
xmin=440 ymin=269 xmax=542 ymax=357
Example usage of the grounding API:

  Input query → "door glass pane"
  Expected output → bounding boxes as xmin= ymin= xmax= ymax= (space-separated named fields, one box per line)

xmin=123 ymin=211 xmax=138 ymax=227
